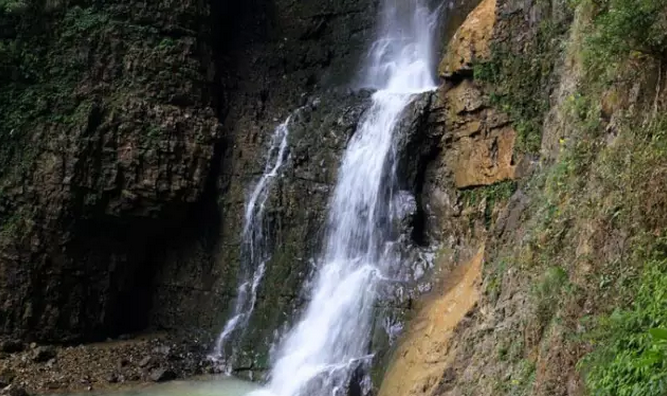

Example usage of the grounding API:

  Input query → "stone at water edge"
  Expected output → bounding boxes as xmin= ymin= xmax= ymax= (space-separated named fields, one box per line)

xmin=138 ymin=356 xmax=152 ymax=368
xmin=106 ymin=373 xmax=119 ymax=384
xmin=149 ymin=368 xmax=176 ymax=382
xmin=0 ymin=385 xmax=29 ymax=396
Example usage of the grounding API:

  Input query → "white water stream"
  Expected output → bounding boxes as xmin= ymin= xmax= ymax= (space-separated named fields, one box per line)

xmin=211 ymin=114 xmax=296 ymax=367
xmin=253 ymin=1 xmax=441 ymax=396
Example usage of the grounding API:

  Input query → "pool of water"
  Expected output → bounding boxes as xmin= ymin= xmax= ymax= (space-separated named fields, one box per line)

xmin=78 ymin=377 xmax=259 ymax=396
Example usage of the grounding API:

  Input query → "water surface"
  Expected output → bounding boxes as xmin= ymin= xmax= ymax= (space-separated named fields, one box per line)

xmin=76 ymin=377 xmax=258 ymax=396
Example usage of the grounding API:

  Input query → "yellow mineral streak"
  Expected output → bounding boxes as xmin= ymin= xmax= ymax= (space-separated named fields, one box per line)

xmin=378 ymin=247 xmax=484 ymax=396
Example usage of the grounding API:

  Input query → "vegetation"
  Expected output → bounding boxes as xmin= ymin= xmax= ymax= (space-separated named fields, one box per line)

xmin=522 ymin=96 xmax=667 ymax=393
xmin=580 ymin=258 xmax=667 ymax=396
xmin=0 ymin=1 xmax=195 ymax=180
xmin=0 ymin=0 xmax=27 ymax=14
xmin=532 ymin=266 xmax=570 ymax=330
xmin=460 ymin=180 xmax=517 ymax=228
xmin=523 ymin=99 xmax=667 ymax=395
xmin=493 ymin=359 xmax=536 ymax=395
xmin=465 ymin=0 xmax=667 ymax=390
xmin=576 ymin=0 xmax=667 ymax=72
xmin=473 ymin=13 xmax=571 ymax=155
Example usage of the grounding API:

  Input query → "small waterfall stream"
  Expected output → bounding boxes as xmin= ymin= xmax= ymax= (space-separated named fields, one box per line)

xmin=252 ymin=1 xmax=441 ymax=396
xmin=211 ymin=113 xmax=297 ymax=368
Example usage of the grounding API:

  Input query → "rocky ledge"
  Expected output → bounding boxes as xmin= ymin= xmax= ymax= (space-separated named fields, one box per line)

xmin=0 ymin=333 xmax=217 ymax=394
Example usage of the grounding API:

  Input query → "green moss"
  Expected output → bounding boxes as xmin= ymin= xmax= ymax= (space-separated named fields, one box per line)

xmin=62 ymin=6 xmax=109 ymax=37
xmin=0 ymin=210 xmax=21 ymax=238
xmin=460 ymin=180 xmax=518 ymax=228
xmin=473 ymin=7 xmax=571 ymax=155
xmin=493 ymin=358 xmax=537 ymax=395
xmin=460 ymin=180 xmax=517 ymax=207
xmin=0 ymin=0 xmax=198 ymax=182
xmin=532 ymin=266 xmax=570 ymax=329
xmin=510 ymin=109 xmax=667 ymax=393
xmin=0 ymin=0 xmax=27 ymax=14
xmin=485 ymin=258 xmax=507 ymax=303
xmin=157 ymin=37 xmax=177 ymax=50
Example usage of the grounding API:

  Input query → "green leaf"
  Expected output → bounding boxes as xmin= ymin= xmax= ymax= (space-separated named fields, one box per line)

xmin=649 ymin=328 xmax=667 ymax=341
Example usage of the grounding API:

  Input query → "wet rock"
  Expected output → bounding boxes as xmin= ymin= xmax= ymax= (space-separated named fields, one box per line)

xmin=45 ymin=359 xmax=57 ymax=369
xmin=31 ymin=346 xmax=56 ymax=363
xmin=0 ymin=342 xmax=23 ymax=354
xmin=152 ymin=346 xmax=171 ymax=356
xmin=493 ymin=189 xmax=529 ymax=238
xmin=138 ymin=356 xmax=152 ymax=368
xmin=106 ymin=373 xmax=118 ymax=384
xmin=149 ymin=368 xmax=176 ymax=383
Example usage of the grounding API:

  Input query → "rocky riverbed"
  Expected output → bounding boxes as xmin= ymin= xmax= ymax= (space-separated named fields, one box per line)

xmin=0 ymin=333 xmax=218 ymax=395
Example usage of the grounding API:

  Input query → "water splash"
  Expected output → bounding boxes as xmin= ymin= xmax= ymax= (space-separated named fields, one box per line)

xmin=210 ymin=113 xmax=296 ymax=367
xmin=254 ymin=1 xmax=441 ymax=395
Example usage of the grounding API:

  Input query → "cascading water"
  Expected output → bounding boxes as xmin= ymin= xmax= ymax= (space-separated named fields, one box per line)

xmin=211 ymin=114 xmax=296 ymax=367
xmin=254 ymin=1 xmax=441 ymax=396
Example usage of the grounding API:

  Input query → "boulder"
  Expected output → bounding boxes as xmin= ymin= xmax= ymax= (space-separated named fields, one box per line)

xmin=444 ymin=81 xmax=516 ymax=188
xmin=439 ymin=0 xmax=497 ymax=78
xmin=106 ymin=373 xmax=119 ymax=384
xmin=138 ymin=356 xmax=152 ymax=368
xmin=149 ymin=368 xmax=176 ymax=383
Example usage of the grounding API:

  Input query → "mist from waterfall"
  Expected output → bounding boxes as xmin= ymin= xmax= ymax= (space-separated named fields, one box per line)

xmin=252 ymin=1 xmax=441 ymax=395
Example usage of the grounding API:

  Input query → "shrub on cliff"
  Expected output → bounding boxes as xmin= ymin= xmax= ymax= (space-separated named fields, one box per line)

xmin=577 ymin=0 xmax=667 ymax=76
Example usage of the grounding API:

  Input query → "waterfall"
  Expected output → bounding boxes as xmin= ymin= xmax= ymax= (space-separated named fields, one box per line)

xmin=253 ymin=1 xmax=441 ymax=396
xmin=211 ymin=114 xmax=296 ymax=368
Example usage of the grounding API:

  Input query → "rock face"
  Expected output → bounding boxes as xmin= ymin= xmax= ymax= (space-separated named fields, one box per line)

xmin=443 ymin=80 xmax=517 ymax=188
xmin=0 ymin=0 xmax=382 ymax=372
xmin=0 ymin=0 xmax=221 ymax=341
xmin=433 ymin=0 xmax=516 ymax=189
xmin=149 ymin=368 xmax=176 ymax=383
xmin=145 ymin=0 xmax=382 ymax=372
xmin=378 ymin=248 xmax=484 ymax=396
xmin=377 ymin=0 xmax=667 ymax=393
xmin=439 ymin=0 xmax=496 ymax=78
xmin=0 ymin=0 xmax=529 ymax=392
